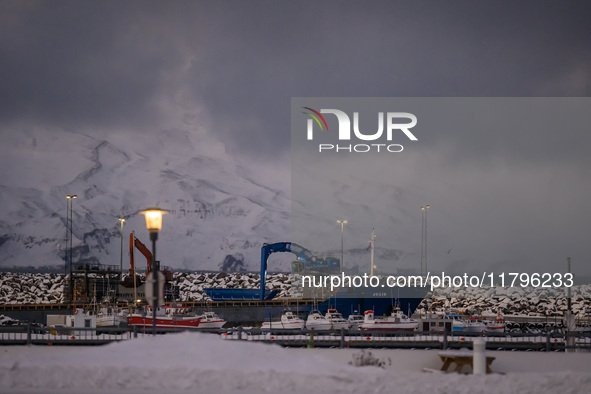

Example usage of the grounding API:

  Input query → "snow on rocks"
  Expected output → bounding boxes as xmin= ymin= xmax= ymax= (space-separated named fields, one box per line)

xmin=416 ymin=285 xmax=591 ymax=318
xmin=0 ymin=271 xmax=292 ymax=304
xmin=172 ymin=271 xmax=291 ymax=302
xmin=0 ymin=272 xmax=65 ymax=304
xmin=1 ymin=271 xmax=589 ymax=318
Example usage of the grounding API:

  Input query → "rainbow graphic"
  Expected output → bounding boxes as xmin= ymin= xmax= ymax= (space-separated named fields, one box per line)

xmin=302 ymin=107 xmax=328 ymax=131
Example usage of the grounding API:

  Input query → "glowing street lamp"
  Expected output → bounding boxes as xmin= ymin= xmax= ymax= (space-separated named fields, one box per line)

xmin=141 ymin=208 xmax=168 ymax=237
xmin=337 ymin=220 xmax=348 ymax=273
xmin=139 ymin=208 xmax=168 ymax=336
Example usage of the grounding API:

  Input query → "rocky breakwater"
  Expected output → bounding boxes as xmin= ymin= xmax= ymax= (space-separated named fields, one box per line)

xmin=0 ymin=272 xmax=293 ymax=304
xmin=416 ymin=284 xmax=591 ymax=318
xmin=0 ymin=272 xmax=65 ymax=304
xmin=172 ymin=272 xmax=292 ymax=302
xmin=2 ymin=272 xmax=590 ymax=319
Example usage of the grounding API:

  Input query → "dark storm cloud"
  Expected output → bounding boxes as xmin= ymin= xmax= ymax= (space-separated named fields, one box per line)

xmin=1 ymin=1 xmax=590 ymax=160
xmin=0 ymin=1 xmax=190 ymax=130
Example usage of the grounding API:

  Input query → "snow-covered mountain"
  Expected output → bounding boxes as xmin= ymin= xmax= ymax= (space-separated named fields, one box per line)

xmin=0 ymin=118 xmax=293 ymax=272
xmin=0 ymin=112 xmax=421 ymax=273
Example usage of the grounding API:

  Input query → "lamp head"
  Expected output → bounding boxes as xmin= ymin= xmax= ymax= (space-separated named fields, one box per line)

xmin=139 ymin=208 xmax=169 ymax=234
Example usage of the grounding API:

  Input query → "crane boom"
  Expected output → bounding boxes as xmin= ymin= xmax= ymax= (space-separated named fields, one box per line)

xmin=129 ymin=232 xmax=152 ymax=275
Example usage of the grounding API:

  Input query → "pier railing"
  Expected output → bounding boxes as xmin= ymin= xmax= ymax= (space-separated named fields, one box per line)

xmin=222 ymin=327 xmax=591 ymax=352
xmin=1 ymin=324 xmax=590 ymax=352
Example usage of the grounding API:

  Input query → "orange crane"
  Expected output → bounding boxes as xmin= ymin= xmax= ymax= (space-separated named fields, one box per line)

xmin=129 ymin=231 xmax=153 ymax=275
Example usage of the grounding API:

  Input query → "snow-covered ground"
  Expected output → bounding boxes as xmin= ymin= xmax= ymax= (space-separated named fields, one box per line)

xmin=1 ymin=332 xmax=591 ymax=393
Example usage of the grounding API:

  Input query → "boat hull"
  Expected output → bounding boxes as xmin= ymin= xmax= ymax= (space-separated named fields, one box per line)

xmin=321 ymin=285 xmax=427 ymax=319
xmin=127 ymin=315 xmax=202 ymax=330
xmin=329 ymin=321 xmax=352 ymax=330
xmin=196 ymin=320 xmax=227 ymax=329
xmin=359 ymin=322 xmax=419 ymax=331
xmin=305 ymin=322 xmax=332 ymax=330
xmin=261 ymin=321 xmax=305 ymax=330
xmin=484 ymin=326 xmax=505 ymax=333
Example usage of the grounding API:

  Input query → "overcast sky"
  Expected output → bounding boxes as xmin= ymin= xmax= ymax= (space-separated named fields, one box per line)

xmin=2 ymin=1 xmax=590 ymax=160
xmin=1 ymin=1 xmax=591 ymax=275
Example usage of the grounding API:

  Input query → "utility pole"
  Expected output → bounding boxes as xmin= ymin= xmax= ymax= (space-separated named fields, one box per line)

xmin=420 ymin=205 xmax=430 ymax=276
xmin=337 ymin=220 xmax=348 ymax=273
xmin=66 ymin=195 xmax=77 ymax=303
xmin=369 ymin=228 xmax=376 ymax=276
xmin=118 ymin=218 xmax=126 ymax=280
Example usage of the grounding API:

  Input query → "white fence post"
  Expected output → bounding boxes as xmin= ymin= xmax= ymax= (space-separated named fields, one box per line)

xmin=473 ymin=337 xmax=486 ymax=374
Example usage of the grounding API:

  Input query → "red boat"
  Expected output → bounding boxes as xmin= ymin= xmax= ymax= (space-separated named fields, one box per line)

xmin=127 ymin=306 xmax=202 ymax=330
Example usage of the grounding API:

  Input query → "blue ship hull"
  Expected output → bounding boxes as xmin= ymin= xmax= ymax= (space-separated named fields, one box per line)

xmin=318 ymin=285 xmax=427 ymax=318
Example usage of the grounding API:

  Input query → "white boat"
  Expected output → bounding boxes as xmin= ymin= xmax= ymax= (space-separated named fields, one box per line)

xmin=84 ymin=291 xmax=129 ymax=328
xmin=484 ymin=315 xmax=506 ymax=333
xmin=325 ymin=309 xmax=351 ymax=330
xmin=347 ymin=311 xmax=364 ymax=329
xmin=417 ymin=312 xmax=456 ymax=332
xmin=359 ymin=308 xmax=419 ymax=331
xmin=96 ymin=304 xmax=129 ymax=328
xmin=463 ymin=317 xmax=487 ymax=333
xmin=446 ymin=314 xmax=487 ymax=333
xmin=305 ymin=310 xmax=332 ymax=330
xmin=195 ymin=311 xmax=226 ymax=329
xmin=261 ymin=311 xmax=305 ymax=330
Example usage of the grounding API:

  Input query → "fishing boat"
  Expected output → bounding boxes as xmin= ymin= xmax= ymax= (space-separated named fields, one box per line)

xmin=347 ymin=310 xmax=364 ymax=330
xmin=359 ymin=308 xmax=419 ymax=331
xmin=96 ymin=307 xmax=128 ymax=328
xmin=325 ymin=309 xmax=351 ymax=330
xmin=305 ymin=310 xmax=332 ymax=330
xmin=127 ymin=305 xmax=202 ymax=330
xmin=417 ymin=311 xmax=456 ymax=332
xmin=195 ymin=311 xmax=226 ymax=329
xmin=261 ymin=310 xmax=305 ymax=330
xmin=463 ymin=317 xmax=487 ymax=333
xmin=445 ymin=313 xmax=487 ymax=333
xmin=484 ymin=315 xmax=506 ymax=333
xmin=95 ymin=299 xmax=129 ymax=328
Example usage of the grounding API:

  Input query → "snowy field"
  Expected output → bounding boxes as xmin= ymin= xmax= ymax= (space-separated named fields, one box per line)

xmin=1 ymin=332 xmax=591 ymax=394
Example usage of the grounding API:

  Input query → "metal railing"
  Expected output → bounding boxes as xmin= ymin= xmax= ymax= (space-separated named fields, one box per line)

xmin=222 ymin=327 xmax=591 ymax=351
xmin=1 ymin=324 xmax=590 ymax=351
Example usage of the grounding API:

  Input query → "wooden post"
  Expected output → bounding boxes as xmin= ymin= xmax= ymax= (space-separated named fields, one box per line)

xmin=26 ymin=322 xmax=32 ymax=346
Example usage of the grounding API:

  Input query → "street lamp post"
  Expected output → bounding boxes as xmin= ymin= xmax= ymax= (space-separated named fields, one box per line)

xmin=66 ymin=194 xmax=77 ymax=303
xmin=140 ymin=208 xmax=168 ymax=336
xmin=337 ymin=220 xmax=348 ymax=273
xmin=421 ymin=205 xmax=430 ymax=277
xmin=65 ymin=196 xmax=71 ymax=278
xmin=369 ymin=228 xmax=376 ymax=276
xmin=118 ymin=218 xmax=126 ymax=280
